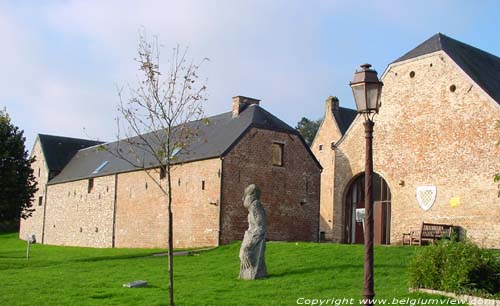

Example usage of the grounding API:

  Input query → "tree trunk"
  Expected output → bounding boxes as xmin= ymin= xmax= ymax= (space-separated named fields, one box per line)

xmin=166 ymin=165 xmax=174 ymax=306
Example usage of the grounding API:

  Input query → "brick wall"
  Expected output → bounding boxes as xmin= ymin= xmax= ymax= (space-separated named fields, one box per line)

xmin=43 ymin=175 xmax=116 ymax=247
xmin=220 ymin=127 xmax=321 ymax=244
xmin=114 ymin=159 xmax=221 ymax=249
xmin=331 ymin=52 xmax=500 ymax=247
xmin=19 ymin=139 xmax=47 ymax=241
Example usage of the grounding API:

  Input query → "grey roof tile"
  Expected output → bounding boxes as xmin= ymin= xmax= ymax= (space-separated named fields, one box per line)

xmin=37 ymin=134 xmax=103 ymax=172
xmin=333 ymin=107 xmax=357 ymax=135
xmin=48 ymin=104 xmax=316 ymax=184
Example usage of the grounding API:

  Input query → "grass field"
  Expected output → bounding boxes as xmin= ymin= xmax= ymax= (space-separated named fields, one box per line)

xmin=0 ymin=232 xmax=450 ymax=305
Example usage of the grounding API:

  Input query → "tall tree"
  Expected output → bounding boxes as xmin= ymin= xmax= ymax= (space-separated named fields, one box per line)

xmin=103 ymin=33 xmax=207 ymax=306
xmin=0 ymin=109 xmax=38 ymax=230
xmin=296 ymin=117 xmax=321 ymax=146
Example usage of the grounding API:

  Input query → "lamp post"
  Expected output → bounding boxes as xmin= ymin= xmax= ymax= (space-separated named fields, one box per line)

xmin=350 ymin=63 xmax=383 ymax=306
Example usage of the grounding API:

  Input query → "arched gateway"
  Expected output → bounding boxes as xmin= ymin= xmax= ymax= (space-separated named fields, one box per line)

xmin=344 ymin=173 xmax=391 ymax=245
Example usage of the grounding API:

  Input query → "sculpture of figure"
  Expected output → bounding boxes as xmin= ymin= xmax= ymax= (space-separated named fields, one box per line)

xmin=239 ymin=184 xmax=267 ymax=279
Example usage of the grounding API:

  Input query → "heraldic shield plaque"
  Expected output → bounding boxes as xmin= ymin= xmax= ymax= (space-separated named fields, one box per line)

xmin=416 ymin=186 xmax=437 ymax=211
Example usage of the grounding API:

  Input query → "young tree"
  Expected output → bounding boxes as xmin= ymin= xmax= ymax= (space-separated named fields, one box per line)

xmin=295 ymin=117 xmax=322 ymax=146
xmin=103 ymin=33 xmax=207 ymax=306
xmin=0 ymin=109 xmax=38 ymax=230
xmin=495 ymin=121 xmax=500 ymax=197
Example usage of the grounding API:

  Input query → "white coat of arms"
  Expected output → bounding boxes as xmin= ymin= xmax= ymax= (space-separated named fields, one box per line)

xmin=416 ymin=186 xmax=437 ymax=211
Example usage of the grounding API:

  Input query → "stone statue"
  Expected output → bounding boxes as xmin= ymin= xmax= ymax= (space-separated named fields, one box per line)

xmin=239 ymin=184 xmax=267 ymax=279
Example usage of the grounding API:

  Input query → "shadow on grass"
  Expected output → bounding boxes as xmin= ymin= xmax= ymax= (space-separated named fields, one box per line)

xmin=90 ymin=293 xmax=116 ymax=299
xmin=269 ymin=263 xmax=363 ymax=278
xmin=0 ymin=251 xmax=28 ymax=259
xmin=0 ymin=252 xmax=159 ymax=271
xmin=73 ymin=253 xmax=156 ymax=263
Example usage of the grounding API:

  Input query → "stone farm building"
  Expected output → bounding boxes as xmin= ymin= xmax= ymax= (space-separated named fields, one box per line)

xmin=20 ymin=97 xmax=321 ymax=248
xmin=313 ymin=33 xmax=500 ymax=248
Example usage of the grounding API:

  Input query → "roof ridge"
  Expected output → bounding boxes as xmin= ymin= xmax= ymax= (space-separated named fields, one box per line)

xmin=392 ymin=33 xmax=443 ymax=63
xmin=248 ymin=104 xmax=297 ymax=133
xmin=440 ymin=33 xmax=500 ymax=61
xmin=72 ymin=110 xmax=235 ymax=155
xmin=337 ymin=106 xmax=356 ymax=112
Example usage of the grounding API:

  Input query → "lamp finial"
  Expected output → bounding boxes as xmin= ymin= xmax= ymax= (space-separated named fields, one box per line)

xmin=361 ymin=63 xmax=372 ymax=70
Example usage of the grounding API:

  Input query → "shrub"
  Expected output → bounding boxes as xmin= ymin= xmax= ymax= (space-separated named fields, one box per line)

xmin=408 ymin=240 xmax=500 ymax=297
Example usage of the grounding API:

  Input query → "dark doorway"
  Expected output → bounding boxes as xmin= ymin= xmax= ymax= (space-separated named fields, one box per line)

xmin=344 ymin=173 xmax=391 ymax=245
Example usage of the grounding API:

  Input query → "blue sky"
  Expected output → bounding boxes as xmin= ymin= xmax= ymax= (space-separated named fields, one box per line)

xmin=2 ymin=0 xmax=500 ymax=150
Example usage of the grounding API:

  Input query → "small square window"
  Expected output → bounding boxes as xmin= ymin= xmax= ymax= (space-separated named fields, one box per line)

xmin=319 ymin=144 xmax=324 ymax=151
xmin=272 ymin=143 xmax=284 ymax=167
xmin=38 ymin=196 xmax=43 ymax=207
xmin=88 ymin=178 xmax=94 ymax=193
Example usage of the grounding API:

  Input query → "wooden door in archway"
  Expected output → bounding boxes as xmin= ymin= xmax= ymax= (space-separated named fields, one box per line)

xmin=344 ymin=173 xmax=391 ymax=245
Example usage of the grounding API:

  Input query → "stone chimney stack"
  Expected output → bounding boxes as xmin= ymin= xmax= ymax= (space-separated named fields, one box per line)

xmin=232 ymin=96 xmax=260 ymax=117
xmin=325 ymin=96 xmax=339 ymax=113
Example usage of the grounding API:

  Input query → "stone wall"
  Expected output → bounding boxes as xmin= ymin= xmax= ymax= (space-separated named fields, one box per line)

xmin=220 ymin=127 xmax=321 ymax=244
xmin=43 ymin=175 xmax=116 ymax=247
xmin=311 ymin=98 xmax=346 ymax=241
xmin=332 ymin=51 xmax=500 ymax=247
xmin=114 ymin=159 xmax=221 ymax=249
xmin=19 ymin=139 xmax=47 ymax=241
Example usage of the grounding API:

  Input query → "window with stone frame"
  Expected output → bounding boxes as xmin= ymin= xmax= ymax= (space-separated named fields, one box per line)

xmin=272 ymin=142 xmax=284 ymax=167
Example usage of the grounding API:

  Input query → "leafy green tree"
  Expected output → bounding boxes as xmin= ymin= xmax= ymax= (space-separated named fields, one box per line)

xmin=0 ymin=109 xmax=38 ymax=229
xmin=296 ymin=117 xmax=321 ymax=146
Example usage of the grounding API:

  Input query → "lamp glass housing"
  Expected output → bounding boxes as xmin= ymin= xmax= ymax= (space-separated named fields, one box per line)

xmin=350 ymin=64 xmax=383 ymax=114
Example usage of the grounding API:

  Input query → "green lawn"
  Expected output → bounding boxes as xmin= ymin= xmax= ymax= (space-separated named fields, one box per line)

xmin=0 ymin=233 xmax=451 ymax=305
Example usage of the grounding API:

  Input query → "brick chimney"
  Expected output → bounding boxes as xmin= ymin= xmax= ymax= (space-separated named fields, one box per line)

xmin=232 ymin=96 xmax=260 ymax=117
xmin=325 ymin=96 xmax=339 ymax=113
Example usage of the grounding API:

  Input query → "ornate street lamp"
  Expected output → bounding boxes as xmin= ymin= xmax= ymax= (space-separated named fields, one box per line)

xmin=350 ymin=63 xmax=383 ymax=306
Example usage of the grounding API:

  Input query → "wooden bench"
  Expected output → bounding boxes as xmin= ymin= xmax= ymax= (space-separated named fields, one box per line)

xmin=406 ymin=222 xmax=454 ymax=246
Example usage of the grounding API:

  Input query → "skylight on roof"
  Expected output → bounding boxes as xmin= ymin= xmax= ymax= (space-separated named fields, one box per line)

xmin=92 ymin=161 xmax=109 ymax=174
xmin=171 ymin=147 xmax=181 ymax=157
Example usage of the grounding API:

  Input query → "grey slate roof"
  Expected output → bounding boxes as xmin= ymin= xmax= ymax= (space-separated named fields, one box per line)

xmin=333 ymin=107 xmax=357 ymax=135
xmin=393 ymin=33 xmax=500 ymax=104
xmin=37 ymin=134 xmax=103 ymax=172
xmin=48 ymin=104 xmax=317 ymax=185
